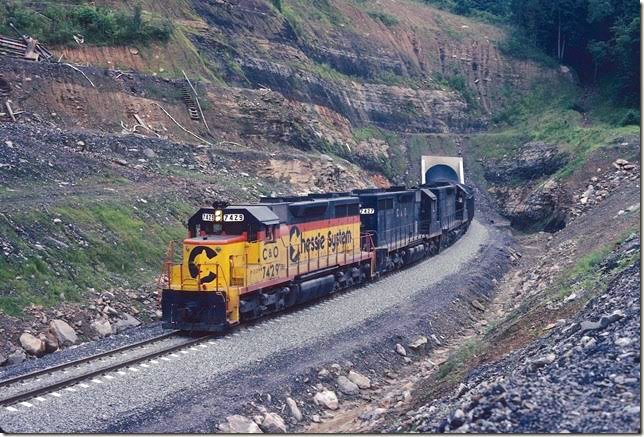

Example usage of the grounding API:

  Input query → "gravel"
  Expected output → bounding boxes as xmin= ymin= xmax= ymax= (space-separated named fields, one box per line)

xmin=0 ymin=221 xmax=491 ymax=432
xmin=402 ymin=234 xmax=641 ymax=433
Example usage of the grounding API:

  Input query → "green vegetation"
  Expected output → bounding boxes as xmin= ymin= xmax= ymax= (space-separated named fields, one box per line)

xmin=366 ymin=11 xmax=399 ymax=27
xmin=556 ymin=228 xmax=640 ymax=302
xmin=435 ymin=338 xmax=482 ymax=382
xmin=474 ymin=80 xmax=639 ymax=177
xmin=0 ymin=2 xmax=172 ymax=47
xmin=423 ymin=0 xmax=639 ymax=110
xmin=0 ymin=198 xmax=192 ymax=316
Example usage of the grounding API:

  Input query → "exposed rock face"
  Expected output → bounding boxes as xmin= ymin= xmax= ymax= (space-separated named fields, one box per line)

xmin=488 ymin=177 xmax=569 ymax=231
xmin=49 ymin=319 xmax=78 ymax=347
xmin=19 ymin=332 xmax=45 ymax=357
xmin=484 ymin=142 xmax=568 ymax=184
xmin=483 ymin=142 xmax=570 ymax=231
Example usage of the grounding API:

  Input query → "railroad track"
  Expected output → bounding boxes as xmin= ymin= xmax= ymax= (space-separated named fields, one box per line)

xmin=0 ymin=330 xmax=212 ymax=408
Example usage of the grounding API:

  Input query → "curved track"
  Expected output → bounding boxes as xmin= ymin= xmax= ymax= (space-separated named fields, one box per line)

xmin=0 ymin=331 xmax=211 ymax=408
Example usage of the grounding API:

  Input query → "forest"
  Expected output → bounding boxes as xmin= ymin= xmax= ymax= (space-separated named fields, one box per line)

xmin=426 ymin=0 xmax=640 ymax=109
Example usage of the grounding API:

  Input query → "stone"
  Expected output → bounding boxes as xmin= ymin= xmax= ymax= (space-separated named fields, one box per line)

xmin=143 ymin=147 xmax=157 ymax=158
xmin=40 ymin=330 xmax=59 ymax=353
xmin=103 ymin=305 xmax=118 ymax=316
xmin=49 ymin=319 xmax=78 ymax=346
xmin=90 ymin=318 xmax=113 ymax=338
xmin=395 ymin=343 xmax=407 ymax=356
xmin=260 ymin=412 xmax=287 ymax=433
xmin=222 ymin=415 xmax=263 ymax=433
xmin=330 ymin=363 xmax=341 ymax=373
xmin=311 ymin=414 xmax=321 ymax=423
xmin=337 ymin=375 xmax=360 ymax=395
xmin=450 ymin=409 xmax=465 ymax=428
xmin=20 ymin=332 xmax=46 ymax=357
xmin=286 ymin=397 xmax=302 ymax=422
xmin=0 ymin=353 xmax=7 ymax=366
xmin=408 ymin=336 xmax=428 ymax=350
xmin=627 ymin=203 xmax=640 ymax=212
xmin=7 ymin=349 xmax=26 ymax=365
xmin=318 ymin=368 xmax=330 ymax=379
xmin=615 ymin=159 xmax=629 ymax=166
xmin=348 ymin=370 xmax=371 ymax=389
xmin=615 ymin=337 xmax=632 ymax=347
xmin=129 ymin=48 xmax=140 ymax=55
xmin=600 ymin=310 xmax=624 ymax=327
xmin=530 ymin=352 xmax=556 ymax=369
xmin=314 ymin=390 xmax=339 ymax=410
xmin=470 ymin=299 xmax=485 ymax=311
xmin=113 ymin=313 xmax=141 ymax=333
xmin=53 ymin=218 xmax=62 ymax=224
xmin=579 ymin=320 xmax=602 ymax=333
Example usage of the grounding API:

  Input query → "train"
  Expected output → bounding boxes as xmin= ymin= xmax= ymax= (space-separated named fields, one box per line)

xmin=161 ymin=156 xmax=474 ymax=332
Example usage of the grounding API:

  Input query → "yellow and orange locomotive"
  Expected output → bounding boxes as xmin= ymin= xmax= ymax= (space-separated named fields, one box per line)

xmin=161 ymin=180 xmax=474 ymax=332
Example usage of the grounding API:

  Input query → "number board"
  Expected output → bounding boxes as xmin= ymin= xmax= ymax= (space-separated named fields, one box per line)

xmin=224 ymin=213 xmax=244 ymax=222
xmin=202 ymin=213 xmax=215 ymax=222
xmin=360 ymin=208 xmax=375 ymax=215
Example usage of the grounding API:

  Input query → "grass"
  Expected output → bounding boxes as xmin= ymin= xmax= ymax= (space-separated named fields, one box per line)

xmin=367 ymin=11 xmax=399 ymax=27
xmin=435 ymin=338 xmax=481 ymax=382
xmin=0 ymin=2 xmax=173 ymax=47
xmin=0 ymin=198 xmax=193 ymax=316
xmin=473 ymin=80 xmax=640 ymax=178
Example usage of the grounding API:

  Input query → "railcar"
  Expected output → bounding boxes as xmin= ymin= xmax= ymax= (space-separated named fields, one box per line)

xmin=161 ymin=157 xmax=474 ymax=332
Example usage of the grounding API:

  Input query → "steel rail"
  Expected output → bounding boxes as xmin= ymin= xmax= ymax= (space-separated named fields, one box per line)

xmin=0 ymin=333 xmax=212 ymax=407
xmin=0 ymin=331 xmax=180 ymax=388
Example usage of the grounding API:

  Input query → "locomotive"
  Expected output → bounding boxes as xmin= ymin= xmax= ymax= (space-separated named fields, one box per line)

xmin=161 ymin=157 xmax=474 ymax=332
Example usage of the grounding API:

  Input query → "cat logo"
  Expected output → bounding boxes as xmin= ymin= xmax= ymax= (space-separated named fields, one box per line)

xmin=289 ymin=226 xmax=302 ymax=263
xmin=188 ymin=246 xmax=221 ymax=283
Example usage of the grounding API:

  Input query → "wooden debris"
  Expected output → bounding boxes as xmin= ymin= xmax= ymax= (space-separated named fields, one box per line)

xmin=62 ymin=63 xmax=95 ymax=87
xmin=152 ymin=103 xmax=213 ymax=146
xmin=5 ymin=101 xmax=16 ymax=122
xmin=181 ymin=70 xmax=211 ymax=133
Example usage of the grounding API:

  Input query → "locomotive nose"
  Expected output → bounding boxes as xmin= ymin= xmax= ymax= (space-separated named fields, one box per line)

xmin=176 ymin=302 xmax=201 ymax=322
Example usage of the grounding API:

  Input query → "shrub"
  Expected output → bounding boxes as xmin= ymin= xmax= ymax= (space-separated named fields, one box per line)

xmin=0 ymin=2 xmax=173 ymax=47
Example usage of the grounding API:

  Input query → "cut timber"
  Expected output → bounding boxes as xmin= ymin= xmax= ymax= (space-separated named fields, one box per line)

xmin=24 ymin=37 xmax=39 ymax=61
xmin=62 ymin=63 xmax=95 ymax=88
xmin=5 ymin=101 xmax=16 ymax=122
xmin=152 ymin=103 xmax=213 ymax=146
xmin=181 ymin=70 xmax=211 ymax=133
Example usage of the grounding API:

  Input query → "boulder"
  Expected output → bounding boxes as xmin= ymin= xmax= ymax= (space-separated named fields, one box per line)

xmin=7 ymin=349 xmax=26 ymax=365
xmin=113 ymin=313 xmax=141 ymax=333
xmin=260 ymin=412 xmax=287 ymax=433
xmin=408 ymin=336 xmax=428 ymax=351
xmin=337 ymin=375 xmax=360 ymax=395
xmin=314 ymin=390 xmax=339 ymax=410
xmin=395 ymin=343 xmax=407 ymax=356
xmin=221 ymin=415 xmax=263 ymax=433
xmin=348 ymin=370 xmax=371 ymax=389
xmin=49 ymin=319 xmax=78 ymax=347
xmin=90 ymin=318 xmax=113 ymax=338
xmin=286 ymin=397 xmax=302 ymax=422
xmin=40 ymin=331 xmax=59 ymax=353
xmin=20 ymin=332 xmax=46 ymax=357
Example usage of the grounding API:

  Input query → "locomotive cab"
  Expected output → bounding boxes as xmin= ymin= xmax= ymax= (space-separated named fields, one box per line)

xmin=162 ymin=202 xmax=281 ymax=331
